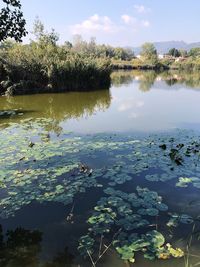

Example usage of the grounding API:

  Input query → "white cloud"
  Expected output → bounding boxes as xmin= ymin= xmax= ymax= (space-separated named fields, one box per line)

xmin=121 ymin=14 xmax=150 ymax=30
xmin=121 ymin=14 xmax=136 ymax=25
xmin=70 ymin=14 xmax=118 ymax=35
xmin=142 ymin=20 xmax=150 ymax=27
xmin=134 ymin=5 xmax=150 ymax=14
xmin=69 ymin=13 xmax=151 ymax=45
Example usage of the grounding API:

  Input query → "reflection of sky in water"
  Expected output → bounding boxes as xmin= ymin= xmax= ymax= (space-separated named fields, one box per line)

xmin=62 ymin=80 xmax=200 ymax=133
xmin=1 ymin=71 xmax=200 ymax=133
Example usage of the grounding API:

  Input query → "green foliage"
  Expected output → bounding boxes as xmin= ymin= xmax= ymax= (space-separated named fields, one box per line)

xmin=168 ymin=48 xmax=181 ymax=57
xmin=72 ymin=35 xmax=135 ymax=60
xmin=78 ymin=235 xmax=95 ymax=256
xmin=141 ymin=43 xmax=157 ymax=57
xmin=179 ymin=49 xmax=187 ymax=57
xmin=141 ymin=42 xmax=158 ymax=66
xmin=111 ymin=44 xmax=200 ymax=71
xmin=78 ymin=186 xmax=170 ymax=262
xmin=188 ymin=47 xmax=200 ymax=57
xmin=0 ymin=34 xmax=111 ymax=95
xmin=113 ymin=47 xmax=134 ymax=60
xmin=176 ymin=177 xmax=200 ymax=189
xmin=33 ymin=18 xmax=59 ymax=46
xmin=0 ymin=0 xmax=27 ymax=41
xmin=78 ymin=185 xmax=184 ymax=263
xmin=171 ymin=57 xmax=200 ymax=71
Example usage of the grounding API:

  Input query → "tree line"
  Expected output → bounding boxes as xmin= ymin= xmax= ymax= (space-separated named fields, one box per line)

xmin=0 ymin=18 xmax=112 ymax=95
xmin=1 ymin=0 xmax=200 ymax=95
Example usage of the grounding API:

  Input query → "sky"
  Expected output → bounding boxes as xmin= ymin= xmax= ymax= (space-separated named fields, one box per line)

xmin=14 ymin=0 xmax=200 ymax=46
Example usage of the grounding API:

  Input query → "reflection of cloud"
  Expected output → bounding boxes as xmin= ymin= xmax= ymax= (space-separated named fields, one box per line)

xmin=137 ymin=101 xmax=144 ymax=107
xmin=135 ymin=76 xmax=141 ymax=81
xmin=118 ymin=98 xmax=144 ymax=111
xmin=119 ymin=103 xmax=129 ymax=111
xmin=129 ymin=112 xmax=139 ymax=119
xmin=112 ymin=95 xmax=120 ymax=103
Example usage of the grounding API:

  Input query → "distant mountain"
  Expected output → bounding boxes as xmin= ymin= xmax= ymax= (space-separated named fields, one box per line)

xmin=133 ymin=41 xmax=200 ymax=55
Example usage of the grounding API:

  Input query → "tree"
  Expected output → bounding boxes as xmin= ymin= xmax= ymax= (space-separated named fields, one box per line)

xmin=179 ymin=49 xmax=187 ymax=57
xmin=33 ymin=17 xmax=59 ymax=46
xmin=168 ymin=48 xmax=181 ymax=57
xmin=141 ymin=42 xmax=158 ymax=65
xmin=72 ymin=34 xmax=82 ymax=46
xmin=141 ymin=43 xmax=157 ymax=58
xmin=72 ymin=34 xmax=88 ymax=53
xmin=0 ymin=38 xmax=15 ymax=49
xmin=188 ymin=47 xmax=200 ymax=57
xmin=0 ymin=0 xmax=27 ymax=42
xmin=113 ymin=47 xmax=134 ymax=61
xmin=113 ymin=47 xmax=125 ymax=60
xmin=87 ymin=37 xmax=96 ymax=54
xmin=123 ymin=48 xmax=135 ymax=60
xmin=64 ymin=41 xmax=73 ymax=50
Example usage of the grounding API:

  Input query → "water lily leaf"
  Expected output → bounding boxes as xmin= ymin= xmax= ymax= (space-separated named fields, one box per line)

xmin=116 ymin=245 xmax=135 ymax=262
xmin=180 ymin=214 xmax=194 ymax=224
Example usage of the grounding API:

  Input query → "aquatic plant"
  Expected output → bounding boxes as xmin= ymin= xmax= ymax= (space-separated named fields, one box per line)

xmin=78 ymin=187 xmax=185 ymax=264
xmin=0 ymin=119 xmax=200 ymax=265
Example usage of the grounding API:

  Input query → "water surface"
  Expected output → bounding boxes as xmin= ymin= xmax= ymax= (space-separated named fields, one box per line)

xmin=1 ymin=70 xmax=200 ymax=132
xmin=0 ymin=70 xmax=200 ymax=267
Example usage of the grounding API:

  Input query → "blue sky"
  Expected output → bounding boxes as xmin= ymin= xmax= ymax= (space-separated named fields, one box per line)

xmin=17 ymin=0 xmax=200 ymax=46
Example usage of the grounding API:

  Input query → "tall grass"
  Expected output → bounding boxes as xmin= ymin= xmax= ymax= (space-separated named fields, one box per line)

xmin=0 ymin=42 xmax=111 ymax=95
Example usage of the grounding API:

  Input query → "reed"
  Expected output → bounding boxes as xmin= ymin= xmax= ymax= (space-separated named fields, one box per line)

xmin=0 ymin=42 xmax=111 ymax=95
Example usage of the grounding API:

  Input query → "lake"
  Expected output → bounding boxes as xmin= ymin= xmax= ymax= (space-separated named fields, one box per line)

xmin=0 ymin=70 xmax=200 ymax=267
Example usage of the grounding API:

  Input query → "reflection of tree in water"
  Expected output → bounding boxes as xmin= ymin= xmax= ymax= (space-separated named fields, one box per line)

xmin=44 ymin=247 xmax=74 ymax=267
xmin=111 ymin=70 xmax=158 ymax=91
xmin=163 ymin=71 xmax=200 ymax=89
xmin=0 ymin=225 xmax=42 ymax=267
xmin=111 ymin=71 xmax=134 ymax=87
xmin=111 ymin=70 xmax=200 ymax=91
xmin=0 ymin=225 xmax=74 ymax=267
xmin=111 ymin=70 xmax=157 ymax=92
xmin=138 ymin=71 xmax=157 ymax=92
xmin=0 ymin=89 xmax=111 ymax=131
xmin=164 ymin=78 xmax=178 ymax=86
